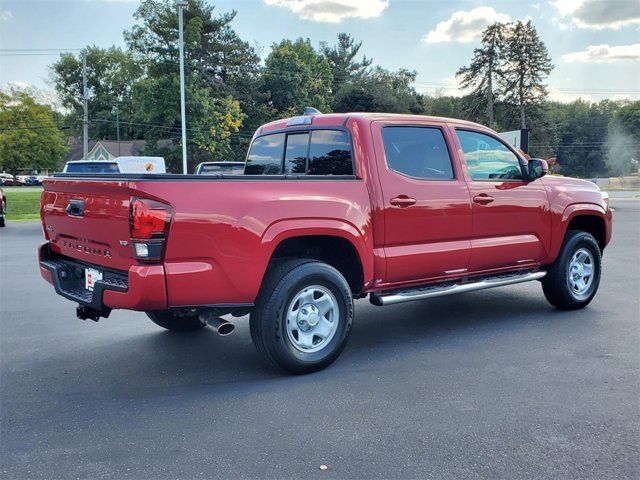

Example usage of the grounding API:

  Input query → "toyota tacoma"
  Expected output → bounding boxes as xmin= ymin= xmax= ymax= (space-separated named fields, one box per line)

xmin=39 ymin=111 xmax=612 ymax=373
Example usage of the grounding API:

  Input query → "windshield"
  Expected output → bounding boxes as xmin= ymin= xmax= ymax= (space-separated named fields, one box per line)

xmin=65 ymin=162 xmax=120 ymax=173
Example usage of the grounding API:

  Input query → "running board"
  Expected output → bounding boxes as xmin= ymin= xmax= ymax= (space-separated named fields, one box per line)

xmin=370 ymin=270 xmax=546 ymax=306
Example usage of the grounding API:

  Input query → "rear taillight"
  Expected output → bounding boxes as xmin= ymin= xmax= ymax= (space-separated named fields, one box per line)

xmin=129 ymin=198 xmax=171 ymax=261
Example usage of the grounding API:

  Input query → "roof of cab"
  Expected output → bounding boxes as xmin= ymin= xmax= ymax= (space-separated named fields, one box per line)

xmin=257 ymin=112 xmax=488 ymax=135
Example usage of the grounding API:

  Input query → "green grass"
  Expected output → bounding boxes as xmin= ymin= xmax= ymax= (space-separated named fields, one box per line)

xmin=5 ymin=190 xmax=42 ymax=221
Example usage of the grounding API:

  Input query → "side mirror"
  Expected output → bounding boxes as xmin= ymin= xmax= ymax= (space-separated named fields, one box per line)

xmin=527 ymin=158 xmax=548 ymax=181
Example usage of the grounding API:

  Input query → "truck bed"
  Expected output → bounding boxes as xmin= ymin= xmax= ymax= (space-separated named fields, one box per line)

xmin=41 ymin=174 xmax=372 ymax=309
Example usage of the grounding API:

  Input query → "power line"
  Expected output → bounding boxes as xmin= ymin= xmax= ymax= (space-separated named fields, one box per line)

xmin=0 ymin=125 xmax=76 ymax=132
xmin=0 ymin=48 xmax=83 ymax=51
xmin=0 ymin=53 xmax=82 ymax=56
xmin=0 ymin=48 xmax=636 ymax=94
xmin=90 ymin=118 xmax=254 ymax=138
xmin=0 ymin=117 xmax=255 ymax=139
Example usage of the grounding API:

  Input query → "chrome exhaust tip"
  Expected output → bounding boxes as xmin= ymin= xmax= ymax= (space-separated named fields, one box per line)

xmin=199 ymin=312 xmax=235 ymax=336
xmin=216 ymin=321 xmax=235 ymax=336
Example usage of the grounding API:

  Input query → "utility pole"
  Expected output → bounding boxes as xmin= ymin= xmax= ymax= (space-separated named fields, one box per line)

xmin=82 ymin=53 xmax=89 ymax=159
xmin=114 ymin=104 xmax=121 ymax=156
xmin=177 ymin=1 xmax=188 ymax=174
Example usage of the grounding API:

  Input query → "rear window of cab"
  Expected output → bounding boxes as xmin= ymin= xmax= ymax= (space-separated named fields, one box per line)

xmin=64 ymin=162 xmax=120 ymax=173
xmin=245 ymin=130 xmax=353 ymax=176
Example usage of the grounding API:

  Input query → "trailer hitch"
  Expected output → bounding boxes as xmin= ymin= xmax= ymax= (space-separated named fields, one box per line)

xmin=76 ymin=305 xmax=111 ymax=322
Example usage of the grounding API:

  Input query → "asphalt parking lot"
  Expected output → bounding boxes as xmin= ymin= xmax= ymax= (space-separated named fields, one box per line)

xmin=1 ymin=200 xmax=638 ymax=480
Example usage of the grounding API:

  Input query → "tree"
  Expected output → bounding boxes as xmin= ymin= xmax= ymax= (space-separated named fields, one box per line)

xmin=420 ymin=92 xmax=485 ymax=124
xmin=607 ymin=101 xmax=640 ymax=176
xmin=456 ymin=23 xmax=506 ymax=128
xmin=0 ymin=90 xmax=68 ymax=179
xmin=264 ymin=38 xmax=332 ymax=115
xmin=333 ymin=67 xmax=421 ymax=114
xmin=501 ymin=20 xmax=553 ymax=129
xmin=50 ymin=46 xmax=142 ymax=140
xmin=189 ymin=95 xmax=245 ymax=160
xmin=545 ymin=99 xmax=613 ymax=177
xmin=124 ymin=0 xmax=256 ymax=170
xmin=321 ymin=33 xmax=372 ymax=94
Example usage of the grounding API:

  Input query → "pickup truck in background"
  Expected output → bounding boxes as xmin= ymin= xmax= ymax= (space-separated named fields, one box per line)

xmin=195 ymin=161 xmax=245 ymax=175
xmin=39 ymin=111 xmax=612 ymax=374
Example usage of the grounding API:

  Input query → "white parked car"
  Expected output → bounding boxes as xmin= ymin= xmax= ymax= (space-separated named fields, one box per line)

xmin=63 ymin=157 xmax=166 ymax=174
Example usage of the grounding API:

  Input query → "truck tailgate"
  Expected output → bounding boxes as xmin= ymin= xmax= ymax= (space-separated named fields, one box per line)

xmin=41 ymin=178 xmax=135 ymax=271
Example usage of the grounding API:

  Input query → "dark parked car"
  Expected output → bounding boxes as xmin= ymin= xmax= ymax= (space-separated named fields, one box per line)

xmin=24 ymin=176 xmax=42 ymax=186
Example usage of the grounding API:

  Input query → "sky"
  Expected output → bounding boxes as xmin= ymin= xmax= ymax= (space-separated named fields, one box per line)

xmin=0 ymin=0 xmax=639 ymax=104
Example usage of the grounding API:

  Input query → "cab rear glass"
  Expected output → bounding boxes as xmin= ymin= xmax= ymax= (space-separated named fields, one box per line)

xmin=245 ymin=130 xmax=353 ymax=176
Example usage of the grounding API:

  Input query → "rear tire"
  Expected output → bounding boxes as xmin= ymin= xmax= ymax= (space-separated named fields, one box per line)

xmin=250 ymin=259 xmax=354 ymax=374
xmin=542 ymin=230 xmax=602 ymax=310
xmin=146 ymin=311 xmax=207 ymax=332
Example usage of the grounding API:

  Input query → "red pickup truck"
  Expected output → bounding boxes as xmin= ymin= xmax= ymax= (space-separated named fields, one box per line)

xmin=39 ymin=112 xmax=612 ymax=373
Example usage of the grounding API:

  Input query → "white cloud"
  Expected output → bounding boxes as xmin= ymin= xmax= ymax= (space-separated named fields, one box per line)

xmin=423 ymin=7 xmax=511 ymax=44
xmin=0 ymin=10 xmax=13 ymax=21
xmin=552 ymin=0 xmax=640 ymax=29
xmin=562 ymin=44 xmax=640 ymax=63
xmin=263 ymin=0 xmax=388 ymax=23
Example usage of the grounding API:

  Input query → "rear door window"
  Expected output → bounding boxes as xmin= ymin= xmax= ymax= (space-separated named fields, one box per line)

xmin=382 ymin=127 xmax=454 ymax=180
xmin=245 ymin=133 xmax=285 ymax=174
xmin=308 ymin=130 xmax=353 ymax=175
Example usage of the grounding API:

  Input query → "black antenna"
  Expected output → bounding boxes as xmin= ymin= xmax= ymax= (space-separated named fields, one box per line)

xmin=303 ymin=107 xmax=322 ymax=116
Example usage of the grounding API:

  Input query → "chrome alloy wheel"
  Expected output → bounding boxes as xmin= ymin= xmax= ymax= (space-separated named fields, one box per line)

xmin=285 ymin=285 xmax=339 ymax=353
xmin=567 ymin=247 xmax=595 ymax=299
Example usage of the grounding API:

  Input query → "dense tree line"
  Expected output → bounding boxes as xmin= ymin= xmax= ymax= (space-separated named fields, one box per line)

xmin=0 ymin=88 xmax=68 ymax=179
xmin=2 ymin=0 xmax=637 ymax=177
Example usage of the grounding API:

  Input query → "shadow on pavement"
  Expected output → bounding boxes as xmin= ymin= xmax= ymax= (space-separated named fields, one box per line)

xmin=10 ymin=286 xmax=566 ymax=401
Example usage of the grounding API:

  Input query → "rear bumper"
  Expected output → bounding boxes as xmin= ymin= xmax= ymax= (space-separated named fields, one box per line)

xmin=39 ymin=243 xmax=167 ymax=311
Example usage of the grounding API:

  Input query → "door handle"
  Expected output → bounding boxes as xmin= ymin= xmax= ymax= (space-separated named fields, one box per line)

xmin=473 ymin=194 xmax=494 ymax=205
xmin=390 ymin=196 xmax=416 ymax=207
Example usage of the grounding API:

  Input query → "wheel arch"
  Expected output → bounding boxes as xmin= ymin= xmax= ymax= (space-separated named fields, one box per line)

xmin=561 ymin=204 xmax=608 ymax=252
xmin=260 ymin=219 xmax=373 ymax=296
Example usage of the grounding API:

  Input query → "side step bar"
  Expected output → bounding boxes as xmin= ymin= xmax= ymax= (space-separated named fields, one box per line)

xmin=370 ymin=270 xmax=546 ymax=306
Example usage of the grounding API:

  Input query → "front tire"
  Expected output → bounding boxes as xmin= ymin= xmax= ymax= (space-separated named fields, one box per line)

xmin=542 ymin=230 xmax=602 ymax=310
xmin=250 ymin=259 xmax=354 ymax=374
xmin=146 ymin=311 xmax=207 ymax=332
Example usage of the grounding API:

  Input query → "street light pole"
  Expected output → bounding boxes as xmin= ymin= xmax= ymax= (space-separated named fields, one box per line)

xmin=82 ymin=53 xmax=89 ymax=160
xmin=177 ymin=0 xmax=188 ymax=174
xmin=114 ymin=103 xmax=121 ymax=156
